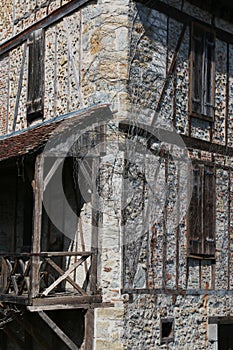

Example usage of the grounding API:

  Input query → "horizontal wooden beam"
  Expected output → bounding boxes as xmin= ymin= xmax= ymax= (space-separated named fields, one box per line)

xmin=32 ymin=294 xmax=102 ymax=306
xmin=122 ymin=288 xmax=233 ymax=296
xmin=27 ymin=302 xmax=113 ymax=312
xmin=0 ymin=251 xmax=91 ymax=257
xmin=119 ymin=122 xmax=233 ymax=157
xmin=0 ymin=294 xmax=29 ymax=304
xmin=0 ymin=0 xmax=93 ymax=57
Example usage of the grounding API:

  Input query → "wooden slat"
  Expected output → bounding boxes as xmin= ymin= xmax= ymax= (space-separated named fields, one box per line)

xmin=203 ymin=166 xmax=215 ymax=256
xmin=46 ymin=258 xmax=87 ymax=295
xmin=30 ymin=154 xmax=44 ymax=298
xmin=38 ymin=311 xmax=79 ymax=350
xmin=188 ymin=165 xmax=203 ymax=255
xmin=41 ymin=256 xmax=88 ymax=296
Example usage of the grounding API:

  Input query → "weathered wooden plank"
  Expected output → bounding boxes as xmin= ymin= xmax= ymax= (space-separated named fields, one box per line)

xmin=46 ymin=258 xmax=87 ymax=295
xmin=41 ymin=256 xmax=88 ymax=296
xmin=30 ymin=153 xmax=44 ymax=298
xmin=0 ymin=251 xmax=91 ymax=257
xmin=27 ymin=302 xmax=111 ymax=312
xmin=84 ymin=309 xmax=94 ymax=350
xmin=38 ymin=311 xmax=79 ymax=350
xmin=32 ymin=295 xmax=102 ymax=306
xmin=0 ymin=294 xmax=29 ymax=304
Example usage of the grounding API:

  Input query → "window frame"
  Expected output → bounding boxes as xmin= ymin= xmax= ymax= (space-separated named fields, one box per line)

xmin=189 ymin=22 xmax=215 ymax=122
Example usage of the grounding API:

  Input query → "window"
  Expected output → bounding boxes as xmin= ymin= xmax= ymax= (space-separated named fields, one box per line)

xmin=27 ymin=29 xmax=45 ymax=123
xmin=190 ymin=23 xmax=215 ymax=119
xmin=188 ymin=164 xmax=215 ymax=257
xmin=160 ymin=318 xmax=174 ymax=344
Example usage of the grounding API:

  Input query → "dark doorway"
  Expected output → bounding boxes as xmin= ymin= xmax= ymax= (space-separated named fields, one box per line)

xmin=219 ymin=324 xmax=233 ymax=350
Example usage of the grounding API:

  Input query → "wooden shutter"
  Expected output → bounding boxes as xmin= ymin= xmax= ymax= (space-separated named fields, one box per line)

xmin=203 ymin=166 xmax=215 ymax=255
xmin=27 ymin=29 xmax=44 ymax=122
xmin=191 ymin=23 xmax=215 ymax=118
xmin=203 ymin=31 xmax=215 ymax=117
xmin=188 ymin=164 xmax=215 ymax=257
xmin=188 ymin=165 xmax=203 ymax=255
xmin=192 ymin=25 xmax=203 ymax=115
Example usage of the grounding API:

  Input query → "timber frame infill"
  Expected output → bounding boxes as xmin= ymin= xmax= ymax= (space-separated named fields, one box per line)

xmin=0 ymin=0 xmax=95 ymax=57
xmin=0 ymin=152 xmax=102 ymax=311
xmin=136 ymin=0 xmax=233 ymax=45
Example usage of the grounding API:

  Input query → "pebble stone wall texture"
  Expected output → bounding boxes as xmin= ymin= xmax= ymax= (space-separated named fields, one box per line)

xmin=1 ymin=0 xmax=233 ymax=349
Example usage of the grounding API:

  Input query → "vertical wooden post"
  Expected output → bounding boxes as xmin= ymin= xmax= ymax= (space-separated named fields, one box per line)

xmin=90 ymin=159 xmax=99 ymax=295
xmin=30 ymin=153 xmax=44 ymax=299
xmin=84 ymin=309 xmax=94 ymax=350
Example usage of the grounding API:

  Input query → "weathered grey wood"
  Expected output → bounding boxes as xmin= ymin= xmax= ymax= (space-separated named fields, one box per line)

xmin=30 ymin=153 xmax=44 ymax=298
xmin=27 ymin=29 xmax=45 ymax=121
xmin=0 ymin=251 xmax=91 ymax=257
xmin=84 ymin=309 xmax=94 ymax=350
xmin=41 ymin=256 xmax=88 ymax=296
xmin=38 ymin=311 xmax=79 ymax=350
xmin=27 ymin=301 xmax=111 ymax=312
xmin=1 ymin=258 xmax=8 ymax=293
xmin=46 ymin=257 xmax=87 ymax=295
xmin=32 ymin=295 xmax=102 ymax=306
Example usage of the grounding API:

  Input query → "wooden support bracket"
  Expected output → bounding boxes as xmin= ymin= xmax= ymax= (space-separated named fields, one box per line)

xmin=38 ymin=311 xmax=79 ymax=350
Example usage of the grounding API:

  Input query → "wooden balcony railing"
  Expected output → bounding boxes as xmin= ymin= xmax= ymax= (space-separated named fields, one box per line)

xmin=0 ymin=251 xmax=99 ymax=307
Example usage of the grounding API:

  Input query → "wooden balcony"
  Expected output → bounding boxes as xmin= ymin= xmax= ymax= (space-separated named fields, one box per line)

xmin=0 ymin=251 xmax=101 ymax=311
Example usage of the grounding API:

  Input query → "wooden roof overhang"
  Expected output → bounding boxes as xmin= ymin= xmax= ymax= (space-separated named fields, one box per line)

xmin=0 ymin=104 xmax=112 ymax=164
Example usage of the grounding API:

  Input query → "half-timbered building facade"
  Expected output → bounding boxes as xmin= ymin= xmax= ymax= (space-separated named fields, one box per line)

xmin=0 ymin=0 xmax=233 ymax=349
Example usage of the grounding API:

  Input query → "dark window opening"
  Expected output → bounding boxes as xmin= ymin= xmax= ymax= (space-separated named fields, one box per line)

xmin=190 ymin=23 xmax=215 ymax=119
xmin=218 ymin=323 xmax=233 ymax=350
xmin=161 ymin=318 xmax=174 ymax=344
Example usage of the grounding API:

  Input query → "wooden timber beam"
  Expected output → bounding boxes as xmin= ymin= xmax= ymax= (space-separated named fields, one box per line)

xmin=46 ymin=257 xmax=88 ymax=295
xmin=41 ymin=256 xmax=88 ymax=296
xmin=38 ymin=311 xmax=79 ymax=350
xmin=0 ymin=0 xmax=94 ymax=57
xmin=30 ymin=153 xmax=44 ymax=299
xmin=84 ymin=309 xmax=94 ymax=350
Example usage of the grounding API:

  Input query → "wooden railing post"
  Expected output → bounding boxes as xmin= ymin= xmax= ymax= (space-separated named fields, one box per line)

xmin=30 ymin=153 xmax=44 ymax=299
